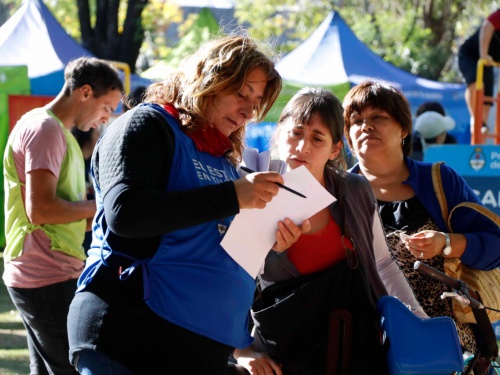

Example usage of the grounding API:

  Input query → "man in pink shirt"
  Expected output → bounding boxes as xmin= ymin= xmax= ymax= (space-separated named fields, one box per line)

xmin=3 ymin=57 xmax=123 ymax=375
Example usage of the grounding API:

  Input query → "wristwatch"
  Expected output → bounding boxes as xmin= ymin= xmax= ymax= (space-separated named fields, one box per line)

xmin=442 ymin=232 xmax=452 ymax=256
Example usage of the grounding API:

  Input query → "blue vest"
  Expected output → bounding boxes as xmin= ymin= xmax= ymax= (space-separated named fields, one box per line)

xmin=78 ymin=104 xmax=254 ymax=349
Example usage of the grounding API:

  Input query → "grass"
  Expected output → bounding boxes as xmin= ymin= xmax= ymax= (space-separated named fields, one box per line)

xmin=0 ymin=252 xmax=29 ymax=375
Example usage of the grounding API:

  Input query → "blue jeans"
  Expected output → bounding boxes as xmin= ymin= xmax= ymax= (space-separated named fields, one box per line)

xmin=75 ymin=350 xmax=134 ymax=375
xmin=7 ymin=279 xmax=79 ymax=375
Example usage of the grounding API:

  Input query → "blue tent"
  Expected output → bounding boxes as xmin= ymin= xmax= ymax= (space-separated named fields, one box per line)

xmin=0 ymin=0 xmax=150 ymax=95
xmin=247 ymin=11 xmax=470 ymax=150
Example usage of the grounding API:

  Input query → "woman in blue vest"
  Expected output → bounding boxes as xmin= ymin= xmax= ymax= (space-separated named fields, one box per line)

xmin=67 ymin=35 xmax=289 ymax=374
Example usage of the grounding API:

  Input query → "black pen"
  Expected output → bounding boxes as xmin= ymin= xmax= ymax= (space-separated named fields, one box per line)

xmin=239 ymin=166 xmax=307 ymax=199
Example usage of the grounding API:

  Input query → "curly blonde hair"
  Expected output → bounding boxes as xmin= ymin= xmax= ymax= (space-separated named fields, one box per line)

xmin=144 ymin=35 xmax=282 ymax=165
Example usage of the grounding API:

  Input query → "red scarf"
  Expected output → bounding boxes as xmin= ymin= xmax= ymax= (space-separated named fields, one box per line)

xmin=163 ymin=104 xmax=232 ymax=157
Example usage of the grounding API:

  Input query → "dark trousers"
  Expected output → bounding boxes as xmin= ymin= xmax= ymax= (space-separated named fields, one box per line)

xmin=7 ymin=279 xmax=79 ymax=375
xmin=75 ymin=349 xmax=135 ymax=375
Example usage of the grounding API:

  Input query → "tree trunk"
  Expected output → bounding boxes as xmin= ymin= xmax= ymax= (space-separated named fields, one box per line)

xmin=118 ymin=0 xmax=148 ymax=73
xmin=77 ymin=0 xmax=93 ymax=52
xmin=77 ymin=0 xmax=149 ymax=73
xmin=420 ymin=0 xmax=466 ymax=77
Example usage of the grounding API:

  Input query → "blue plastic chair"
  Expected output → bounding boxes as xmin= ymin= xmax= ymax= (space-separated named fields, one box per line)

xmin=377 ymin=295 xmax=464 ymax=375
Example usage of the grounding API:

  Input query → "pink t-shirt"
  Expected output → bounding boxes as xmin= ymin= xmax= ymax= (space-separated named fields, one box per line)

xmin=3 ymin=112 xmax=84 ymax=288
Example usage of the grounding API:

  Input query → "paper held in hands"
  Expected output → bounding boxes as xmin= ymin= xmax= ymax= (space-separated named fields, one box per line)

xmin=221 ymin=165 xmax=336 ymax=278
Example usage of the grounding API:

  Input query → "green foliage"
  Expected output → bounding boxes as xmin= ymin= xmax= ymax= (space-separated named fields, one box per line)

xmin=234 ymin=0 xmax=497 ymax=82
xmin=1 ymin=0 xmax=497 ymax=82
xmin=139 ymin=0 xmax=182 ymax=67
xmin=235 ymin=0 xmax=333 ymax=54
xmin=346 ymin=9 xmax=444 ymax=79
xmin=0 ymin=0 xmax=20 ymax=27
xmin=341 ymin=1 xmax=474 ymax=81
xmin=0 ymin=0 xmax=180 ymax=73
xmin=45 ymin=0 xmax=81 ymax=39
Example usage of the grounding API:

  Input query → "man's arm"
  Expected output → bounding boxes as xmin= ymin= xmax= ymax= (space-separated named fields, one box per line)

xmin=25 ymin=169 xmax=96 ymax=225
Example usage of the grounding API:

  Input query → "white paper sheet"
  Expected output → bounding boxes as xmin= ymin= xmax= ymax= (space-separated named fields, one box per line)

xmin=221 ymin=165 xmax=336 ymax=277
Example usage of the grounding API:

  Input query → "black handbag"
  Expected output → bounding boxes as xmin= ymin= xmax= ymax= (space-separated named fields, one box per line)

xmin=252 ymin=260 xmax=387 ymax=375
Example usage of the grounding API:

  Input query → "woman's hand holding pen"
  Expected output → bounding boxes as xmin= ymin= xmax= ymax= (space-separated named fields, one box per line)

xmin=233 ymin=171 xmax=283 ymax=209
xmin=272 ymin=218 xmax=311 ymax=253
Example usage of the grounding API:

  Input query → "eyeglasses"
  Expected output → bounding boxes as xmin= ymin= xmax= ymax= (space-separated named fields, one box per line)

xmin=349 ymin=113 xmax=394 ymax=127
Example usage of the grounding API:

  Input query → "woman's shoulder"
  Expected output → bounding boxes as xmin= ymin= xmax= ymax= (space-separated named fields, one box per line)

xmin=120 ymin=104 xmax=170 ymax=126
xmin=405 ymin=157 xmax=436 ymax=179
xmin=406 ymin=156 xmax=457 ymax=176
xmin=410 ymin=159 xmax=471 ymax=202
xmin=425 ymin=160 xmax=464 ymax=183
xmin=97 ymin=106 xmax=176 ymax=165
xmin=437 ymin=161 xmax=461 ymax=175
xmin=106 ymin=104 xmax=174 ymax=139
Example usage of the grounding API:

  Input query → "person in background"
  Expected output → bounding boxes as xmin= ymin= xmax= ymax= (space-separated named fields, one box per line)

xmin=411 ymin=110 xmax=456 ymax=161
xmin=415 ymin=101 xmax=457 ymax=144
xmin=234 ymin=87 xmax=426 ymax=375
xmin=458 ymin=9 xmax=500 ymax=132
xmin=71 ymin=126 xmax=101 ymax=251
xmin=70 ymin=127 xmax=100 ymax=198
xmin=344 ymin=80 xmax=500 ymax=355
xmin=3 ymin=57 xmax=123 ymax=375
xmin=414 ymin=111 xmax=456 ymax=145
xmin=411 ymin=101 xmax=457 ymax=161
xmin=67 ymin=35 xmax=292 ymax=375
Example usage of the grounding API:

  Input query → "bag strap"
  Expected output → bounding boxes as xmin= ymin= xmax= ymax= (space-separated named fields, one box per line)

xmin=431 ymin=162 xmax=450 ymax=231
